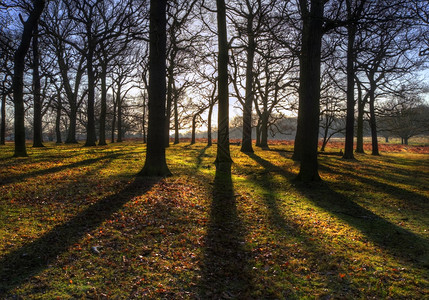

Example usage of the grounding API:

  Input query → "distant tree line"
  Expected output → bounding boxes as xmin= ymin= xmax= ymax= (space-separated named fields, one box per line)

xmin=1 ymin=0 xmax=428 ymax=181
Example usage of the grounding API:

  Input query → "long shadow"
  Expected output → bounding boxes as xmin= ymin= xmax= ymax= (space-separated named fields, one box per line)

xmin=246 ymin=152 xmax=295 ymax=179
xmin=246 ymin=153 xmax=429 ymax=269
xmin=0 ymin=177 xmax=159 ymax=295
xmin=320 ymin=161 xmax=429 ymax=208
xmin=241 ymin=153 xmax=356 ymax=296
xmin=295 ymin=181 xmax=429 ymax=268
xmin=198 ymin=169 xmax=253 ymax=298
xmin=195 ymin=145 xmax=210 ymax=170
xmin=0 ymin=153 xmax=125 ymax=186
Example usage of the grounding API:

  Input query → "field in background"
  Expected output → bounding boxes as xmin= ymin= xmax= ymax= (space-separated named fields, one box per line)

xmin=0 ymin=141 xmax=428 ymax=298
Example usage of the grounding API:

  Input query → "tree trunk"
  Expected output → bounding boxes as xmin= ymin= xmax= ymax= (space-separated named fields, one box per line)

xmin=255 ymin=120 xmax=261 ymax=147
xmin=32 ymin=22 xmax=44 ymax=148
xmin=191 ymin=114 xmax=197 ymax=145
xmin=116 ymin=88 xmax=123 ymax=142
xmin=98 ymin=63 xmax=107 ymax=145
xmin=240 ymin=14 xmax=255 ymax=153
xmin=385 ymin=136 xmax=388 ymax=143
xmin=173 ymin=87 xmax=179 ymax=144
xmin=292 ymin=92 xmax=303 ymax=160
xmin=259 ymin=111 xmax=269 ymax=149
xmin=142 ymin=95 xmax=146 ymax=144
xmin=320 ymin=116 xmax=329 ymax=152
xmin=296 ymin=0 xmax=323 ymax=182
xmin=66 ymin=107 xmax=78 ymax=143
xmin=343 ymin=22 xmax=356 ymax=159
xmin=165 ymin=64 xmax=174 ymax=147
xmin=13 ymin=0 xmax=45 ymax=157
xmin=355 ymin=83 xmax=365 ymax=153
xmin=111 ymin=100 xmax=117 ymax=143
xmin=368 ymin=85 xmax=379 ymax=156
xmin=207 ymin=102 xmax=213 ymax=147
xmin=215 ymin=0 xmax=232 ymax=173
xmin=138 ymin=0 xmax=171 ymax=177
xmin=84 ymin=33 xmax=97 ymax=146
xmin=55 ymin=92 xmax=62 ymax=144
xmin=1 ymin=93 xmax=6 ymax=145
xmin=404 ymin=137 xmax=408 ymax=145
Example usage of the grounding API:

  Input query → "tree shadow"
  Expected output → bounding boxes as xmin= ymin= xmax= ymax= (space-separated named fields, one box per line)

xmin=320 ymin=161 xmax=429 ymax=210
xmin=0 ymin=153 xmax=125 ymax=186
xmin=195 ymin=145 xmax=210 ymax=170
xmin=240 ymin=153 xmax=358 ymax=297
xmin=0 ymin=177 xmax=158 ymax=295
xmin=198 ymin=168 xmax=253 ymax=298
xmin=246 ymin=153 xmax=429 ymax=270
xmin=294 ymin=180 xmax=429 ymax=268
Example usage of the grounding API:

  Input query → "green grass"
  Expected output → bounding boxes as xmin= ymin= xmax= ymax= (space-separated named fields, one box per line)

xmin=0 ymin=141 xmax=428 ymax=299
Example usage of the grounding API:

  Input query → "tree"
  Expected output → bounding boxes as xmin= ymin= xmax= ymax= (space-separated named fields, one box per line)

xmin=379 ymin=88 xmax=429 ymax=144
xmin=13 ymin=0 xmax=46 ymax=157
xmin=110 ymin=54 xmax=137 ymax=143
xmin=32 ymin=22 xmax=44 ymax=147
xmin=252 ymin=43 xmax=296 ymax=149
xmin=355 ymin=5 xmax=423 ymax=155
xmin=342 ymin=0 xmax=369 ymax=159
xmin=215 ymin=0 xmax=232 ymax=173
xmin=319 ymin=63 xmax=346 ymax=152
xmin=0 ymin=22 xmax=15 ymax=146
xmin=164 ymin=0 xmax=198 ymax=147
xmin=294 ymin=0 xmax=325 ymax=182
xmin=138 ymin=0 xmax=171 ymax=177
xmin=42 ymin=0 xmax=86 ymax=144
xmin=95 ymin=0 xmax=145 ymax=146
xmin=228 ymin=0 xmax=266 ymax=153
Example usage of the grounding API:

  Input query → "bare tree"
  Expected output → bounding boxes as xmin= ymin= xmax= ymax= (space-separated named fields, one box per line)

xmin=214 ymin=0 xmax=232 ymax=172
xmin=12 ymin=0 xmax=46 ymax=157
xmin=138 ymin=0 xmax=171 ymax=176
xmin=294 ymin=0 xmax=325 ymax=181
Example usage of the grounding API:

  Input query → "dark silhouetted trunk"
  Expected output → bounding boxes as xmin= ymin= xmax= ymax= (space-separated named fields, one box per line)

xmin=255 ymin=120 xmax=261 ymax=147
xmin=355 ymin=81 xmax=365 ymax=153
xmin=165 ymin=64 xmax=174 ymax=147
xmin=111 ymin=101 xmax=117 ymax=143
xmin=241 ymin=14 xmax=255 ymax=153
xmin=173 ymin=91 xmax=179 ymax=144
xmin=1 ymin=93 xmax=5 ymax=145
xmin=259 ymin=111 xmax=269 ymax=149
xmin=84 ymin=26 xmax=97 ymax=146
xmin=32 ymin=23 xmax=44 ymax=148
xmin=207 ymin=103 xmax=213 ymax=147
xmin=56 ymin=92 xmax=62 ymax=144
xmin=116 ymin=86 xmax=123 ymax=142
xmin=296 ymin=0 xmax=324 ymax=182
xmin=215 ymin=0 xmax=232 ymax=173
xmin=368 ymin=80 xmax=379 ymax=156
xmin=343 ymin=23 xmax=356 ymax=159
xmin=191 ymin=114 xmax=197 ymax=145
xmin=320 ymin=116 xmax=329 ymax=152
xmin=13 ymin=0 xmax=45 ymax=157
xmin=138 ymin=0 xmax=171 ymax=177
xmin=98 ymin=62 xmax=107 ymax=145
xmin=142 ymin=95 xmax=147 ymax=144
xmin=66 ymin=107 xmax=78 ymax=143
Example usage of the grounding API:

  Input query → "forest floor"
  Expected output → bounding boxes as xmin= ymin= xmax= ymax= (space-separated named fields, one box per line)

xmin=0 ymin=140 xmax=428 ymax=299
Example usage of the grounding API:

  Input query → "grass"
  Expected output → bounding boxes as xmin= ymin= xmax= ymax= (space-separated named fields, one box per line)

xmin=0 ymin=140 xmax=428 ymax=299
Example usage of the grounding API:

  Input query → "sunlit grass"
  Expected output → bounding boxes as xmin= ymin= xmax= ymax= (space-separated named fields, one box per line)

xmin=0 ymin=141 xmax=428 ymax=298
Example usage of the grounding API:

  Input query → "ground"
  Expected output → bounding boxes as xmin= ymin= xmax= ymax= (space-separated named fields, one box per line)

xmin=0 ymin=140 xmax=428 ymax=299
